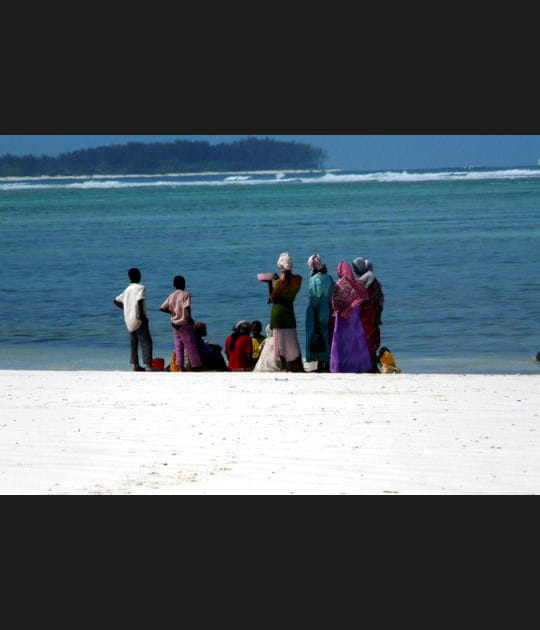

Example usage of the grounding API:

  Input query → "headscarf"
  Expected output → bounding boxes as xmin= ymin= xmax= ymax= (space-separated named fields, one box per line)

xmin=233 ymin=320 xmax=252 ymax=335
xmin=307 ymin=253 xmax=323 ymax=271
xmin=229 ymin=320 xmax=252 ymax=351
xmin=332 ymin=261 xmax=369 ymax=320
xmin=277 ymin=252 xmax=293 ymax=271
xmin=352 ymin=257 xmax=368 ymax=276
xmin=352 ymin=257 xmax=375 ymax=287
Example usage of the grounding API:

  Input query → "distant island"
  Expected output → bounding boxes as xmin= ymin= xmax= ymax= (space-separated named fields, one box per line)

xmin=0 ymin=137 xmax=327 ymax=177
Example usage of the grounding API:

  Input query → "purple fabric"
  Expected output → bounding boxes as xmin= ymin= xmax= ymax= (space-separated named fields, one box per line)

xmin=173 ymin=323 xmax=202 ymax=369
xmin=330 ymin=305 xmax=372 ymax=373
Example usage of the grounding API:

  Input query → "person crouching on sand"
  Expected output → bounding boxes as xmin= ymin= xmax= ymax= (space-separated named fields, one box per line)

xmin=194 ymin=322 xmax=228 ymax=371
xmin=377 ymin=347 xmax=402 ymax=373
xmin=160 ymin=275 xmax=202 ymax=372
xmin=250 ymin=320 xmax=266 ymax=364
xmin=225 ymin=321 xmax=255 ymax=371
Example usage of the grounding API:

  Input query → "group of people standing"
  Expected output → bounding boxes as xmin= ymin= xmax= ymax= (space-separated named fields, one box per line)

xmin=261 ymin=252 xmax=384 ymax=374
xmin=113 ymin=251 xmax=386 ymax=374
xmin=115 ymin=269 xmax=198 ymax=372
xmin=115 ymin=269 xmax=227 ymax=372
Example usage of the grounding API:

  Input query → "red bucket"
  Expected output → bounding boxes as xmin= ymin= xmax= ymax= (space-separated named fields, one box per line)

xmin=152 ymin=358 xmax=165 ymax=370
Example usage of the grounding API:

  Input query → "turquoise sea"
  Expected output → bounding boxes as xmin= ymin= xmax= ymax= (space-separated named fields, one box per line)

xmin=1 ymin=167 xmax=539 ymax=373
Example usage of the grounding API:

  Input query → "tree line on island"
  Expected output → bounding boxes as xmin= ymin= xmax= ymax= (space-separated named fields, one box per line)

xmin=0 ymin=137 xmax=328 ymax=177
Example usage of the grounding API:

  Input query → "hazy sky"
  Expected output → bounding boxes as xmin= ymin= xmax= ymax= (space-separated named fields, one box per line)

xmin=0 ymin=134 xmax=538 ymax=171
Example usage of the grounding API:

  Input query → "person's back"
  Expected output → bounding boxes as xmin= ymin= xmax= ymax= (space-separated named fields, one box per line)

xmin=305 ymin=257 xmax=334 ymax=371
xmin=269 ymin=272 xmax=302 ymax=329
xmin=114 ymin=267 xmax=154 ymax=371
xmin=309 ymin=271 xmax=333 ymax=308
xmin=225 ymin=321 xmax=254 ymax=371
xmin=266 ymin=253 xmax=304 ymax=372
xmin=352 ymin=257 xmax=384 ymax=325
xmin=330 ymin=261 xmax=372 ymax=374
xmin=115 ymin=273 xmax=146 ymax=334
xmin=160 ymin=275 xmax=202 ymax=372
xmin=226 ymin=335 xmax=253 ymax=370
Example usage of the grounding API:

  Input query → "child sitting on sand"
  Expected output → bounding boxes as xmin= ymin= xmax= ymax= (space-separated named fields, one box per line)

xmin=169 ymin=322 xmax=228 ymax=371
xmin=251 ymin=320 xmax=267 ymax=362
xmin=378 ymin=347 xmax=402 ymax=374
xmin=225 ymin=321 xmax=256 ymax=371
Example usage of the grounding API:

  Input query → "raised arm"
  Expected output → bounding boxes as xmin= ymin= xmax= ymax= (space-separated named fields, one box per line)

xmin=265 ymin=273 xmax=280 ymax=302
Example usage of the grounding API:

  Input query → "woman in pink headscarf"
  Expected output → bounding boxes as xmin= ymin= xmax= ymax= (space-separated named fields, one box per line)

xmin=330 ymin=261 xmax=372 ymax=373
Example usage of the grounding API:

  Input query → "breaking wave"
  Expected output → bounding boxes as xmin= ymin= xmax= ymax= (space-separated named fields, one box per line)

xmin=2 ymin=167 xmax=539 ymax=191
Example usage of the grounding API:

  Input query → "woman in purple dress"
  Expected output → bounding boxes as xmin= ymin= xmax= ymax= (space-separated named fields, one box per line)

xmin=330 ymin=261 xmax=372 ymax=374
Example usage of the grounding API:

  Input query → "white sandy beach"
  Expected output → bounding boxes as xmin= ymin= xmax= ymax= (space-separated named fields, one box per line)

xmin=1 ymin=370 xmax=539 ymax=495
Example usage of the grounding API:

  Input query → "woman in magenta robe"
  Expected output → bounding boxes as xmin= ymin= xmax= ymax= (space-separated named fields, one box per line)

xmin=330 ymin=261 xmax=372 ymax=374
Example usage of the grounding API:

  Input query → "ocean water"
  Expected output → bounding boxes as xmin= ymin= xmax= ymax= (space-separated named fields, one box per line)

xmin=1 ymin=167 xmax=539 ymax=373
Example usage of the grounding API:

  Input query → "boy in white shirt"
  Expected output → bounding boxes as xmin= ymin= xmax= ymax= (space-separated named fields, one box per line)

xmin=114 ymin=268 xmax=154 ymax=371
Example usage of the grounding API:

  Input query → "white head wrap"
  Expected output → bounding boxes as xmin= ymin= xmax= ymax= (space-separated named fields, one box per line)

xmin=233 ymin=320 xmax=251 ymax=334
xmin=277 ymin=252 xmax=293 ymax=271
xmin=307 ymin=253 xmax=323 ymax=271
xmin=352 ymin=257 xmax=375 ymax=287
